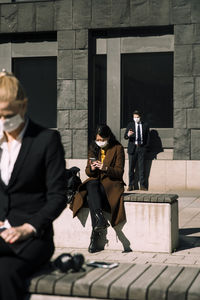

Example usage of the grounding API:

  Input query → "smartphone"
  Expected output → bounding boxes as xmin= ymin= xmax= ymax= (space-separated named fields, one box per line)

xmin=89 ymin=157 xmax=97 ymax=162
xmin=86 ymin=261 xmax=119 ymax=269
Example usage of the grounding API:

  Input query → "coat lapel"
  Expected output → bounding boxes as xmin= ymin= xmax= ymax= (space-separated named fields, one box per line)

xmin=7 ymin=121 xmax=35 ymax=188
xmin=102 ymin=146 xmax=116 ymax=167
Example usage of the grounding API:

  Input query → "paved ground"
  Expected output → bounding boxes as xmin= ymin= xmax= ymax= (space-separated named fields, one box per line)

xmin=53 ymin=190 xmax=200 ymax=268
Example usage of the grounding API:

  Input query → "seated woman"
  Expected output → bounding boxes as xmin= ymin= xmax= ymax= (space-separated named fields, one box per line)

xmin=71 ymin=124 xmax=126 ymax=253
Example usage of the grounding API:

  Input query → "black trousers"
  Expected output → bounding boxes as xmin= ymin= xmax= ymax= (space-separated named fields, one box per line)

xmin=0 ymin=237 xmax=54 ymax=300
xmin=128 ymin=146 xmax=146 ymax=187
xmin=86 ymin=180 xmax=110 ymax=228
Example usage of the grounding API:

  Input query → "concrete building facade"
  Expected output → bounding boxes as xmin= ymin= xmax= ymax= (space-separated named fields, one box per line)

xmin=0 ymin=0 xmax=200 ymax=190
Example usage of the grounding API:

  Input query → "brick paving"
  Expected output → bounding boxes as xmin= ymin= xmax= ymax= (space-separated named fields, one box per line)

xmin=53 ymin=190 xmax=200 ymax=268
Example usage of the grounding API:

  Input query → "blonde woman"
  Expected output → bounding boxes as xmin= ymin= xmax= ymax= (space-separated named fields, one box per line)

xmin=0 ymin=70 xmax=66 ymax=300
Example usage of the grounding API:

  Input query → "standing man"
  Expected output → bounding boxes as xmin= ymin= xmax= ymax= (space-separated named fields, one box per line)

xmin=0 ymin=70 xmax=66 ymax=300
xmin=124 ymin=110 xmax=150 ymax=191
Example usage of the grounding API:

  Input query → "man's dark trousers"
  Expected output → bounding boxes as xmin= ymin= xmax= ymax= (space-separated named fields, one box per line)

xmin=128 ymin=145 xmax=146 ymax=188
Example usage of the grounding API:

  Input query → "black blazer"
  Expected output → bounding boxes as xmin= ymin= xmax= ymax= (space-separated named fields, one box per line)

xmin=0 ymin=120 xmax=66 ymax=241
xmin=124 ymin=121 xmax=150 ymax=155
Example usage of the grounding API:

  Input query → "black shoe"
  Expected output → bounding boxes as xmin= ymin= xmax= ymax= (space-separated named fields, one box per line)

xmin=127 ymin=185 xmax=133 ymax=191
xmin=94 ymin=209 xmax=110 ymax=232
xmin=88 ymin=230 xmax=100 ymax=253
xmin=140 ymin=185 xmax=147 ymax=191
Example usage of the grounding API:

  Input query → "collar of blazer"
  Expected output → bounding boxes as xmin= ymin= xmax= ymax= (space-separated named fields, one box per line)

xmin=0 ymin=119 xmax=35 ymax=190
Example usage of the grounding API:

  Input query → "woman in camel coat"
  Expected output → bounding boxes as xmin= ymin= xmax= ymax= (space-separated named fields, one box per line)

xmin=71 ymin=124 xmax=125 ymax=253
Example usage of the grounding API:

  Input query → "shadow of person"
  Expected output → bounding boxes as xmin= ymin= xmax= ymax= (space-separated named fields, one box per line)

xmin=144 ymin=129 xmax=163 ymax=189
xmin=178 ymin=228 xmax=200 ymax=251
xmin=113 ymin=221 xmax=132 ymax=252
xmin=76 ymin=206 xmax=90 ymax=227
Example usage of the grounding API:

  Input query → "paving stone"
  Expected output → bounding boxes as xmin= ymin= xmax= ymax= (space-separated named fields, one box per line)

xmin=73 ymin=0 xmax=91 ymax=29
xmin=18 ymin=3 xmax=36 ymax=32
xmin=180 ymin=257 xmax=197 ymax=265
xmin=174 ymin=109 xmax=187 ymax=129
xmin=36 ymin=2 xmax=54 ymax=31
xmin=59 ymin=129 xmax=72 ymax=158
xmin=191 ymin=130 xmax=200 ymax=160
xmin=174 ymin=77 xmax=194 ymax=109
xmin=73 ymin=50 xmax=88 ymax=79
xmin=187 ymin=109 xmax=200 ymax=129
xmin=76 ymin=30 xmax=88 ymax=49
xmin=73 ymin=129 xmax=88 ymax=158
xmin=193 ymin=45 xmax=200 ymax=76
xmin=57 ymin=80 xmax=75 ymax=109
xmin=111 ymin=0 xmax=130 ymax=26
xmin=55 ymin=0 xmax=72 ymax=30
xmin=76 ymin=80 xmax=88 ymax=109
xmin=173 ymin=129 xmax=190 ymax=160
xmin=191 ymin=0 xmax=200 ymax=23
xmin=57 ymin=50 xmax=73 ymax=79
xmin=92 ymin=0 xmax=112 ymax=28
xmin=57 ymin=110 xmax=70 ymax=129
xmin=70 ymin=110 xmax=87 ymax=129
xmin=58 ymin=30 xmax=75 ymax=50
xmin=147 ymin=254 xmax=171 ymax=264
xmin=1 ymin=4 xmax=17 ymax=32
xmin=164 ymin=256 xmax=185 ymax=264
xmin=174 ymin=45 xmax=193 ymax=76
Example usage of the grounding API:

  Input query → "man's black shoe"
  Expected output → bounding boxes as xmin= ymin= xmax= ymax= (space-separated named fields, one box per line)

xmin=140 ymin=185 xmax=147 ymax=191
xmin=127 ymin=185 xmax=133 ymax=191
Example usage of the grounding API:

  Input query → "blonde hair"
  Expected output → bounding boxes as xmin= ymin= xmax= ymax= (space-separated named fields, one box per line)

xmin=0 ymin=70 xmax=27 ymax=103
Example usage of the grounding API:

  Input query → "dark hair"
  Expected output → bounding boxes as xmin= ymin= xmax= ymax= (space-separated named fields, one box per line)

xmin=89 ymin=124 xmax=120 ymax=157
xmin=133 ymin=110 xmax=141 ymax=116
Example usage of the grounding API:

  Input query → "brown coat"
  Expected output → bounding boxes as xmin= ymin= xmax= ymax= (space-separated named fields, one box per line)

xmin=71 ymin=143 xmax=126 ymax=227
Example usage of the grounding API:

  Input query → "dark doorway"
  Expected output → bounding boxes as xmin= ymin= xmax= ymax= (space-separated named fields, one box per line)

xmin=121 ymin=52 xmax=173 ymax=128
xmin=12 ymin=56 xmax=57 ymax=128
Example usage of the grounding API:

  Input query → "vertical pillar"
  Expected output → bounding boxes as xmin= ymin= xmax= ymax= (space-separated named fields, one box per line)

xmin=0 ymin=43 xmax=11 ymax=72
xmin=107 ymin=38 xmax=121 ymax=140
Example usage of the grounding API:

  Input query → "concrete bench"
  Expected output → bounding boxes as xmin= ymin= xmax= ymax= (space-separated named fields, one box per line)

xmin=28 ymin=262 xmax=200 ymax=300
xmin=54 ymin=193 xmax=179 ymax=253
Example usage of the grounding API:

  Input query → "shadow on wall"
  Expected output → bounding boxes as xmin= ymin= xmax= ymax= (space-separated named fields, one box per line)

xmin=145 ymin=129 xmax=163 ymax=189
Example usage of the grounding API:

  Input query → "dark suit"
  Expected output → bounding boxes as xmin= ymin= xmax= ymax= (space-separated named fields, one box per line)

xmin=124 ymin=121 xmax=150 ymax=188
xmin=0 ymin=120 xmax=66 ymax=300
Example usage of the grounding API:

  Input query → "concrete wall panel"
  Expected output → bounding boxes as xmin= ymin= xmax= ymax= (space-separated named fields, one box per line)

xmin=57 ymin=80 xmax=75 ymax=109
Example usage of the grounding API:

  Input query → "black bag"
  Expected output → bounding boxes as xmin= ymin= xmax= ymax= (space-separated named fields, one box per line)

xmin=65 ymin=166 xmax=82 ymax=204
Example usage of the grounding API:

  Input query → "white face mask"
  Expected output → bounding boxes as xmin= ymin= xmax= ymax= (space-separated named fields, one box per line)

xmin=0 ymin=114 xmax=24 ymax=133
xmin=134 ymin=117 xmax=140 ymax=123
xmin=95 ymin=140 xmax=108 ymax=148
